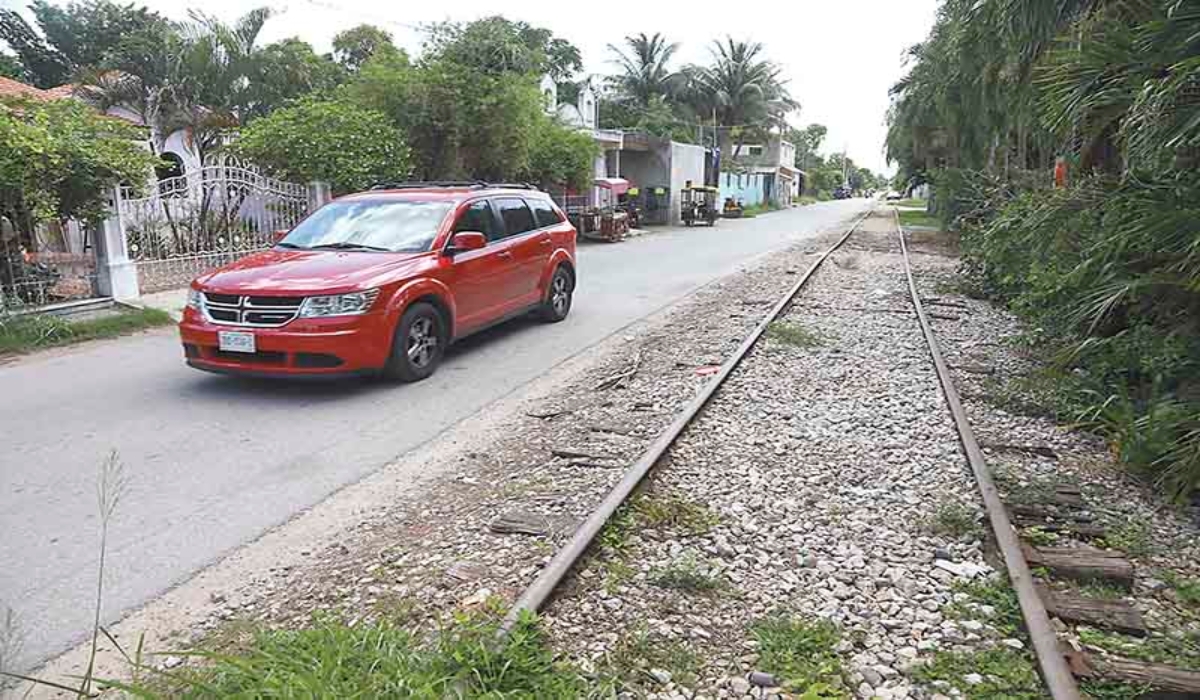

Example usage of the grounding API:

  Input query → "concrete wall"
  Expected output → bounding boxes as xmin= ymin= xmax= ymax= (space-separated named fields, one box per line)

xmin=719 ymin=172 xmax=767 ymax=207
xmin=668 ymin=142 xmax=706 ymax=225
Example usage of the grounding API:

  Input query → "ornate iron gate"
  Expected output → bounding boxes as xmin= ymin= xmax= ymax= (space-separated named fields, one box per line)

xmin=118 ymin=163 xmax=309 ymax=293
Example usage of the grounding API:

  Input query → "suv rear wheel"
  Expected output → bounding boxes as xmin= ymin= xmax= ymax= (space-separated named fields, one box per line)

xmin=538 ymin=266 xmax=573 ymax=322
xmin=385 ymin=302 xmax=446 ymax=382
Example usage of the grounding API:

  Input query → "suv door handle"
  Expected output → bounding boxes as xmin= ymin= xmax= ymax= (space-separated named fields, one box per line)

xmin=539 ymin=237 xmax=551 ymax=246
xmin=497 ymin=250 xmax=513 ymax=259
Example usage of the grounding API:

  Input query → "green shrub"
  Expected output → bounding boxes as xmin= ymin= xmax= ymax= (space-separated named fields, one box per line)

xmin=942 ymin=170 xmax=1200 ymax=499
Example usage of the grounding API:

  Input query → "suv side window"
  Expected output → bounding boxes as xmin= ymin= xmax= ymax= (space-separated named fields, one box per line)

xmin=528 ymin=198 xmax=562 ymax=229
xmin=495 ymin=198 xmax=536 ymax=238
xmin=454 ymin=200 xmax=500 ymax=242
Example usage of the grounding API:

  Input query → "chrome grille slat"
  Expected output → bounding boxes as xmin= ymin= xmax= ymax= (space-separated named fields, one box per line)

xmin=202 ymin=293 xmax=302 ymax=328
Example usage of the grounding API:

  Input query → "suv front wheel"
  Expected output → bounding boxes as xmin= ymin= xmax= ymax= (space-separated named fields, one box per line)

xmin=538 ymin=266 xmax=573 ymax=322
xmin=385 ymin=302 xmax=446 ymax=382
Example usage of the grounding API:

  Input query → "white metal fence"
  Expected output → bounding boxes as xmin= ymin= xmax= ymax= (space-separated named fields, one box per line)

xmin=117 ymin=164 xmax=310 ymax=292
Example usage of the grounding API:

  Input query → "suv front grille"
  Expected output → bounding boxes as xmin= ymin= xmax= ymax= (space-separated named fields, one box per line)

xmin=203 ymin=293 xmax=303 ymax=328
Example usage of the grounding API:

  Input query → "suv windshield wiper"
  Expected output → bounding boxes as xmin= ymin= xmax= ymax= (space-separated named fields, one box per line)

xmin=274 ymin=241 xmax=306 ymax=249
xmin=307 ymin=242 xmax=392 ymax=252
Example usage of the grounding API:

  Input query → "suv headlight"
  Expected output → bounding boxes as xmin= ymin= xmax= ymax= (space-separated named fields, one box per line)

xmin=186 ymin=288 xmax=203 ymax=310
xmin=299 ymin=289 xmax=380 ymax=318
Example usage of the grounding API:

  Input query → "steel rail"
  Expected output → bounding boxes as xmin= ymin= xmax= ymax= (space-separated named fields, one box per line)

xmin=893 ymin=207 xmax=1082 ymax=700
xmin=499 ymin=208 xmax=874 ymax=633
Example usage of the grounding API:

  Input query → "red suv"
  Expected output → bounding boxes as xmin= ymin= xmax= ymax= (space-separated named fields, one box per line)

xmin=179 ymin=183 xmax=577 ymax=381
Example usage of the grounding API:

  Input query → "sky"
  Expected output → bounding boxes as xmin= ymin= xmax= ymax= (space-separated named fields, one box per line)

xmin=3 ymin=0 xmax=941 ymax=174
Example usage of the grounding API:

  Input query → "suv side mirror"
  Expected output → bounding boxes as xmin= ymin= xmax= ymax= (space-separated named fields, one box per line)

xmin=446 ymin=231 xmax=487 ymax=255
xmin=272 ymin=229 xmax=289 ymax=243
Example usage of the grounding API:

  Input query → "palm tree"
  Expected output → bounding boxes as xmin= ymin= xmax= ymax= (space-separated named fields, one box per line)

xmin=607 ymin=32 xmax=680 ymax=107
xmin=687 ymin=38 xmax=796 ymax=159
xmin=80 ymin=8 xmax=273 ymax=164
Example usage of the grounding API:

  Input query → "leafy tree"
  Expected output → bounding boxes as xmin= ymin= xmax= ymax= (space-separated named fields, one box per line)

xmin=0 ymin=53 xmax=26 ymax=81
xmin=248 ymin=38 xmax=346 ymax=118
xmin=347 ymin=16 xmax=591 ymax=187
xmin=599 ymin=93 xmax=693 ymax=143
xmin=0 ymin=1 xmax=169 ymax=87
xmin=424 ymin=16 xmax=580 ymax=80
xmin=524 ymin=117 xmax=599 ymax=190
xmin=332 ymin=24 xmax=401 ymax=72
xmin=230 ymin=98 xmax=410 ymax=194
xmin=29 ymin=0 xmax=168 ymax=71
xmin=789 ymin=123 xmax=827 ymax=170
xmin=0 ymin=98 xmax=154 ymax=248
xmin=0 ymin=9 xmax=69 ymax=87
xmin=607 ymin=32 xmax=680 ymax=108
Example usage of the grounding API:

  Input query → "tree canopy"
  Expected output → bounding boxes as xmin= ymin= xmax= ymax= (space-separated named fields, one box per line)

xmin=231 ymin=98 xmax=410 ymax=195
xmin=332 ymin=24 xmax=401 ymax=73
xmin=0 ymin=98 xmax=154 ymax=243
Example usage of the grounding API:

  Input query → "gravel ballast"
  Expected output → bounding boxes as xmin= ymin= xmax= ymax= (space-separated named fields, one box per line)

xmin=541 ymin=209 xmax=1004 ymax=699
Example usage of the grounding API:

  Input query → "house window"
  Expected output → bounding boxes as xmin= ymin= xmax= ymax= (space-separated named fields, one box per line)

xmin=747 ymin=145 xmax=764 ymax=157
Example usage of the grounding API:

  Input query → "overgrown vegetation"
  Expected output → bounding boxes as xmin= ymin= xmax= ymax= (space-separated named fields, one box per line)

xmin=0 ymin=307 xmax=173 ymax=356
xmin=887 ymin=0 xmax=1200 ymax=500
xmin=1077 ymin=626 xmax=1200 ymax=669
xmin=750 ymin=615 xmax=845 ymax=698
xmin=1162 ymin=571 xmax=1200 ymax=608
xmin=602 ymin=628 xmax=700 ymax=691
xmin=649 ymin=553 xmax=723 ymax=592
xmin=923 ymin=499 xmax=980 ymax=538
xmin=767 ymin=321 xmax=822 ymax=348
xmin=944 ymin=576 xmax=1024 ymax=637
xmin=126 ymin=612 xmax=608 ymax=698
xmin=912 ymin=647 xmax=1044 ymax=699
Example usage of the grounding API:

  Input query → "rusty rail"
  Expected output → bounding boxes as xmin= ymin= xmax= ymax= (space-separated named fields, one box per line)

xmin=893 ymin=207 xmax=1082 ymax=700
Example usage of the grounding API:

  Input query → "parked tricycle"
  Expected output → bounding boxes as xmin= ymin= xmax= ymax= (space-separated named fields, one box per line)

xmin=680 ymin=184 xmax=719 ymax=227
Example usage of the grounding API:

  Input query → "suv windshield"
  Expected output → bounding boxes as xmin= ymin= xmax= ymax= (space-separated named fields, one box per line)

xmin=279 ymin=200 xmax=453 ymax=253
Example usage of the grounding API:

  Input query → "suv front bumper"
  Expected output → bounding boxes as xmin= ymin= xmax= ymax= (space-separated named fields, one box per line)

xmin=178 ymin=308 xmax=394 ymax=377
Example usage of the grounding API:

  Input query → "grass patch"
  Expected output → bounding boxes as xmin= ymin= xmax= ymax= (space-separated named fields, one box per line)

xmin=1077 ymin=581 xmax=1128 ymax=601
xmin=894 ymin=198 xmax=928 ymax=209
xmin=912 ymin=648 xmax=1043 ymax=699
xmin=0 ymin=307 xmax=173 ymax=356
xmin=766 ymin=321 xmax=822 ymax=348
xmin=634 ymin=494 xmax=720 ymax=535
xmin=1020 ymin=525 xmax=1059 ymax=547
xmin=1077 ymin=627 xmax=1200 ymax=668
xmin=897 ymin=209 xmax=943 ymax=230
xmin=1097 ymin=519 xmax=1155 ymax=558
xmin=750 ymin=615 xmax=845 ymax=698
xmin=923 ymin=500 xmax=981 ymax=538
xmin=945 ymin=576 xmax=1024 ymax=637
xmin=1079 ymin=680 xmax=1153 ymax=700
xmin=603 ymin=629 xmax=700 ymax=690
xmin=129 ymin=611 xmax=607 ymax=699
xmin=1163 ymin=571 xmax=1200 ymax=607
xmin=649 ymin=553 xmax=723 ymax=593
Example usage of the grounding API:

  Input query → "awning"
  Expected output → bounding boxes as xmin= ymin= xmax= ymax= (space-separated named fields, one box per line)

xmin=594 ymin=177 xmax=630 ymax=195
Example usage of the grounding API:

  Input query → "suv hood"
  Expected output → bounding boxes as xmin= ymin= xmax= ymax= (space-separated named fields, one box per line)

xmin=194 ymin=249 xmax=426 ymax=294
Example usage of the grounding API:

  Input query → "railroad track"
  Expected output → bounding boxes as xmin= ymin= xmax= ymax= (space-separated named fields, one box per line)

xmin=499 ymin=205 xmax=1200 ymax=699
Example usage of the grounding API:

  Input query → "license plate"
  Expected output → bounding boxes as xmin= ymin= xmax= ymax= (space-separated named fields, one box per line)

xmin=218 ymin=331 xmax=256 ymax=353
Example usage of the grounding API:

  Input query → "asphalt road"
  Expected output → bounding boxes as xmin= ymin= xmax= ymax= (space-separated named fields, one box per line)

xmin=0 ymin=199 xmax=871 ymax=668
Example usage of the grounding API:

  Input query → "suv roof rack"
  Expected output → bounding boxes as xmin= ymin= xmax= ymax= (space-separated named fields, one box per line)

xmin=369 ymin=181 xmax=539 ymax=191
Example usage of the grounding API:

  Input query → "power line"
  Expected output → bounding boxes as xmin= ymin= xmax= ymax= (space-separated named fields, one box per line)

xmin=283 ymin=0 xmax=426 ymax=34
